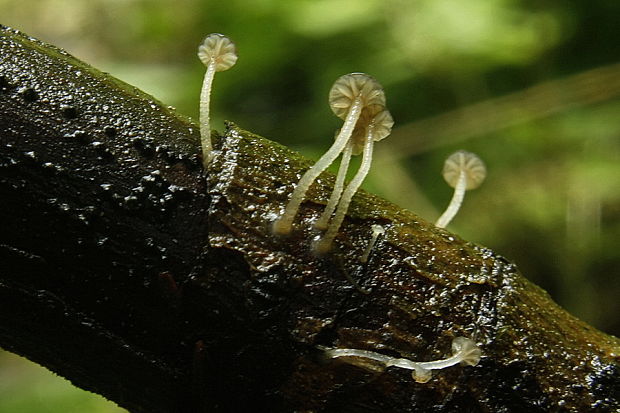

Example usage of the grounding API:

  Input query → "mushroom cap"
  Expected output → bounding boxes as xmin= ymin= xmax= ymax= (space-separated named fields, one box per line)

xmin=349 ymin=109 xmax=394 ymax=155
xmin=329 ymin=73 xmax=386 ymax=120
xmin=370 ymin=109 xmax=394 ymax=142
xmin=371 ymin=224 xmax=386 ymax=236
xmin=451 ymin=337 xmax=482 ymax=366
xmin=442 ymin=150 xmax=486 ymax=190
xmin=198 ymin=33 xmax=238 ymax=71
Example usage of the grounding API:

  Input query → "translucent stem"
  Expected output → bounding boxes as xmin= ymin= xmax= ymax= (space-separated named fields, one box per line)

xmin=435 ymin=170 xmax=467 ymax=228
xmin=313 ymin=127 xmax=374 ymax=253
xmin=325 ymin=342 xmax=468 ymax=384
xmin=324 ymin=348 xmax=394 ymax=364
xmin=360 ymin=224 xmax=385 ymax=263
xmin=314 ymin=141 xmax=353 ymax=231
xmin=199 ymin=61 xmax=217 ymax=167
xmin=415 ymin=353 xmax=462 ymax=370
xmin=272 ymin=98 xmax=363 ymax=235
xmin=332 ymin=349 xmax=462 ymax=371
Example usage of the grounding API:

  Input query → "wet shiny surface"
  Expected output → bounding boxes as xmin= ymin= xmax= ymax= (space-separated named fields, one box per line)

xmin=1 ymin=25 xmax=208 ymax=413
xmin=206 ymin=122 xmax=620 ymax=412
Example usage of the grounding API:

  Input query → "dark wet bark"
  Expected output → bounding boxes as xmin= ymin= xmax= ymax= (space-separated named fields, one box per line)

xmin=1 ymin=25 xmax=619 ymax=413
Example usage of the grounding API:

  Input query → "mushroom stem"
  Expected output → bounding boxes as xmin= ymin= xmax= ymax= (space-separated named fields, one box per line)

xmin=314 ymin=141 xmax=353 ymax=231
xmin=360 ymin=224 xmax=385 ymax=263
xmin=435 ymin=170 xmax=467 ymax=228
xmin=199 ymin=60 xmax=217 ymax=166
xmin=313 ymin=123 xmax=375 ymax=254
xmin=272 ymin=99 xmax=363 ymax=235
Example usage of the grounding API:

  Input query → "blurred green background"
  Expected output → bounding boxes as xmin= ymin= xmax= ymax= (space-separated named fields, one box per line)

xmin=1 ymin=0 xmax=618 ymax=411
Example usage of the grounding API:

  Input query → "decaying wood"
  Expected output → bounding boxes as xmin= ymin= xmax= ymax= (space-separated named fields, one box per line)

xmin=1 ymin=25 xmax=619 ymax=413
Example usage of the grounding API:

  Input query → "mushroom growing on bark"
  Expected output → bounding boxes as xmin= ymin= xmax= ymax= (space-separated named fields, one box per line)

xmin=435 ymin=150 xmax=486 ymax=228
xmin=197 ymin=33 xmax=238 ymax=167
xmin=272 ymin=73 xmax=389 ymax=239
xmin=312 ymin=109 xmax=393 ymax=255
xmin=359 ymin=224 xmax=386 ymax=263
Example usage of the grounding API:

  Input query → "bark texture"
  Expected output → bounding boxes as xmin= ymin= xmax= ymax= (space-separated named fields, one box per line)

xmin=1 ymin=25 xmax=619 ymax=412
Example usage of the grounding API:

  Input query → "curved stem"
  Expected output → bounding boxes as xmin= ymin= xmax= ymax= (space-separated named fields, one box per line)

xmin=314 ymin=141 xmax=353 ymax=231
xmin=328 ymin=347 xmax=463 ymax=371
xmin=272 ymin=98 xmax=363 ymax=235
xmin=435 ymin=171 xmax=467 ymax=228
xmin=199 ymin=61 xmax=217 ymax=167
xmin=415 ymin=353 xmax=462 ymax=370
xmin=313 ymin=125 xmax=374 ymax=253
xmin=325 ymin=345 xmax=464 ymax=384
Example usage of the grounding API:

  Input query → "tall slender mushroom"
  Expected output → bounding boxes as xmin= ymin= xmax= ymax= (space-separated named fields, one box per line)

xmin=272 ymin=73 xmax=387 ymax=236
xmin=312 ymin=109 xmax=393 ymax=254
xmin=315 ymin=108 xmax=393 ymax=232
xmin=435 ymin=150 xmax=486 ymax=228
xmin=197 ymin=33 xmax=238 ymax=167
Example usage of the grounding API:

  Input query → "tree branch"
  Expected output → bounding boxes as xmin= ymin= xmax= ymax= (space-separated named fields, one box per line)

xmin=1 ymin=25 xmax=619 ymax=413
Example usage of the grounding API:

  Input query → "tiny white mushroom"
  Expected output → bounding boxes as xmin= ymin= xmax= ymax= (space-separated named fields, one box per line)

xmin=324 ymin=336 xmax=481 ymax=384
xmin=197 ymin=33 xmax=238 ymax=167
xmin=403 ymin=336 xmax=482 ymax=382
xmin=313 ymin=109 xmax=393 ymax=255
xmin=272 ymin=73 xmax=387 ymax=236
xmin=359 ymin=224 xmax=386 ymax=263
xmin=435 ymin=150 xmax=486 ymax=229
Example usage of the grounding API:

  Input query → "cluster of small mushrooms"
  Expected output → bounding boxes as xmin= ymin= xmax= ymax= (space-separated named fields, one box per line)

xmin=272 ymin=72 xmax=394 ymax=254
xmin=197 ymin=33 xmax=482 ymax=382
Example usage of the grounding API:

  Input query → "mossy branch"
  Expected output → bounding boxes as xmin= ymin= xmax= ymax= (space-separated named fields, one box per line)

xmin=1 ymin=26 xmax=619 ymax=413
